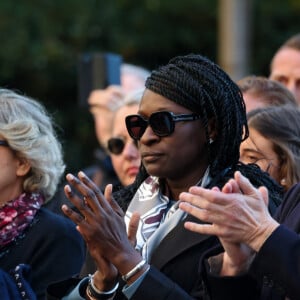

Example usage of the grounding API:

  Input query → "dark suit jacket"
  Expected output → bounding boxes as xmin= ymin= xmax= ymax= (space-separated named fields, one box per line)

xmin=110 ymin=215 xmax=220 ymax=300
xmin=128 ymin=183 xmax=300 ymax=300
xmin=46 ymin=164 xmax=283 ymax=300
xmin=47 ymin=214 xmax=220 ymax=300
xmin=130 ymin=214 xmax=219 ymax=300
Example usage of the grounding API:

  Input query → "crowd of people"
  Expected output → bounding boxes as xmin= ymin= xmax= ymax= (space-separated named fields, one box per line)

xmin=1 ymin=33 xmax=300 ymax=300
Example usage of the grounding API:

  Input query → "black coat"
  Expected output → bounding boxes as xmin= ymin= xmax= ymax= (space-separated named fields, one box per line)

xmin=130 ymin=214 xmax=219 ymax=300
xmin=47 ymin=214 xmax=220 ymax=300
xmin=0 ymin=208 xmax=85 ymax=300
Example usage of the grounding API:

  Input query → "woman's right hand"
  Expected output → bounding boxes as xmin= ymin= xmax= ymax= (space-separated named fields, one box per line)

xmin=62 ymin=171 xmax=144 ymax=285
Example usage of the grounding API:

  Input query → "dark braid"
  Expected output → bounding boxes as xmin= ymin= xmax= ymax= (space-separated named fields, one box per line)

xmin=113 ymin=54 xmax=283 ymax=211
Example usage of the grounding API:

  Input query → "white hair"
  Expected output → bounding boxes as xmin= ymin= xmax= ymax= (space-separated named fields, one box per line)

xmin=121 ymin=63 xmax=150 ymax=82
xmin=0 ymin=89 xmax=65 ymax=202
xmin=110 ymin=88 xmax=144 ymax=136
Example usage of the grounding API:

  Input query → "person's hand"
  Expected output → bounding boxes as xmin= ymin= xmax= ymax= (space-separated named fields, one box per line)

xmin=179 ymin=171 xmax=280 ymax=252
xmin=89 ymin=212 xmax=140 ymax=290
xmin=88 ymin=86 xmax=125 ymax=148
xmin=179 ymin=172 xmax=279 ymax=276
xmin=90 ymin=258 xmax=118 ymax=291
xmin=61 ymin=171 xmax=143 ymax=280
xmin=191 ymin=183 xmax=254 ymax=276
xmin=88 ymin=86 xmax=125 ymax=111
xmin=218 ymin=178 xmax=254 ymax=275
xmin=128 ymin=211 xmax=140 ymax=247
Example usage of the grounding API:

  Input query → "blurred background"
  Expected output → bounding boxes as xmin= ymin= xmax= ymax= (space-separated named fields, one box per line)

xmin=0 ymin=0 xmax=299 ymax=174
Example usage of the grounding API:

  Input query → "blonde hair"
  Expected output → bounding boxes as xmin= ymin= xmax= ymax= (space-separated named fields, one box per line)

xmin=0 ymin=89 xmax=65 ymax=202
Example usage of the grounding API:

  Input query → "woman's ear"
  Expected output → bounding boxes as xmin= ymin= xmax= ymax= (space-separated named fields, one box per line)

xmin=16 ymin=158 xmax=31 ymax=176
xmin=208 ymin=118 xmax=218 ymax=142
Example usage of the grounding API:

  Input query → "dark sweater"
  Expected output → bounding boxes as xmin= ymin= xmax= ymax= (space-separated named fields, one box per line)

xmin=0 ymin=208 xmax=85 ymax=300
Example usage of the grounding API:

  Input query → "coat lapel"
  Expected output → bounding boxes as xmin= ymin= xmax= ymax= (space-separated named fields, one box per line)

xmin=149 ymin=214 xmax=213 ymax=269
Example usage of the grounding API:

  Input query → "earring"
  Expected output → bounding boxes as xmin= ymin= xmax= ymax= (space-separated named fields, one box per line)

xmin=280 ymin=178 xmax=287 ymax=186
xmin=209 ymin=138 xmax=214 ymax=144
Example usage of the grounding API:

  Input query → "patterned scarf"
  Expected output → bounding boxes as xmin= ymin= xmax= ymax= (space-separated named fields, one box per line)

xmin=124 ymin=168 xmax=211 ymax=261
xmin=0 ymin=192 xmax=44 ymax=248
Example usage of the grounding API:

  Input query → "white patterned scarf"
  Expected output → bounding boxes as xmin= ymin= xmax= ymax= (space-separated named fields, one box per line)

xmin=124 ymin=168 xmax=211 ymax=261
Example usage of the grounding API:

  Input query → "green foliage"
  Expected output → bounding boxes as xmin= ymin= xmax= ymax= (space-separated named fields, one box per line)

xmin=251 ymin=0 xmax=300 ymax=75
xmin=0 ymin=0 xmax=299 ymax=173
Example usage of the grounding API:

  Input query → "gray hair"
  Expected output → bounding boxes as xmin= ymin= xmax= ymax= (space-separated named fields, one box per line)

xmin=0 ymin=89 xmax=65 ymax=202
xmin=110 ymin=88 xmax=144 ymax=135
xmin=121 ymin=64 xmax=150 ymax=82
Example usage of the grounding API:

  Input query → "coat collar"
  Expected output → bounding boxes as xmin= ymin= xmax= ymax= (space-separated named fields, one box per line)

xmin=149 ymin=214 xmax=215 ymax=269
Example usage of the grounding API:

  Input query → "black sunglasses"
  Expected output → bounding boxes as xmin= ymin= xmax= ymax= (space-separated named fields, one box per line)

xmin=107 ymin=137 xmax=138 ymax=155
xmin=125 ymin=111 xmax=201 ymax=140
xmin=0 ymin=140 xmax=9 ymax=147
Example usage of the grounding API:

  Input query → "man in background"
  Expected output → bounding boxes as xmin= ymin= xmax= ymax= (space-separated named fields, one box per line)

xmin=269 ymin=33 xmax=300 ymax=104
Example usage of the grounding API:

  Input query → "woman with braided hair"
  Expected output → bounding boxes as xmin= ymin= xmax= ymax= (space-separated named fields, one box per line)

xmin=51 ymin=54 xmax=283 ymax=300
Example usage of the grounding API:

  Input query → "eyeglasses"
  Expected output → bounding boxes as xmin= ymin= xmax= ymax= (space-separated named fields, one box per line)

xmin=125 ymin=111 xmax=201 ymax=140
xmin=0 ymin=140 xmax=9 ymax=147
xmin=107 ymin=137 xmax=138 ymax=155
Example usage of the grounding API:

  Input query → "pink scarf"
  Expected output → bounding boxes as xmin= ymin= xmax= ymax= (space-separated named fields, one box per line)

xmin=0 ymin=192 xmax=44 ymax=248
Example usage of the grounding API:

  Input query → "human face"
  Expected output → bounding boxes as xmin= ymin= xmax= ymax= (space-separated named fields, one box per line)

xmin=270 ymin=48 xmax=300 ymax=104
xmin=109 ymin=105 xmax=141 ymax=186
xmin=240 ymin=128 xmax=281 ymax=183
xmin=0 ymin=139 xmax=27 ymax=205
xmin=137 ymin=89 xmax=209 ymax=187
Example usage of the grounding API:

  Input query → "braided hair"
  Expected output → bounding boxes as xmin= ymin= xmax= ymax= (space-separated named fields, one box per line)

xmin=113 ymin=54 xmax=283 ymax=212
